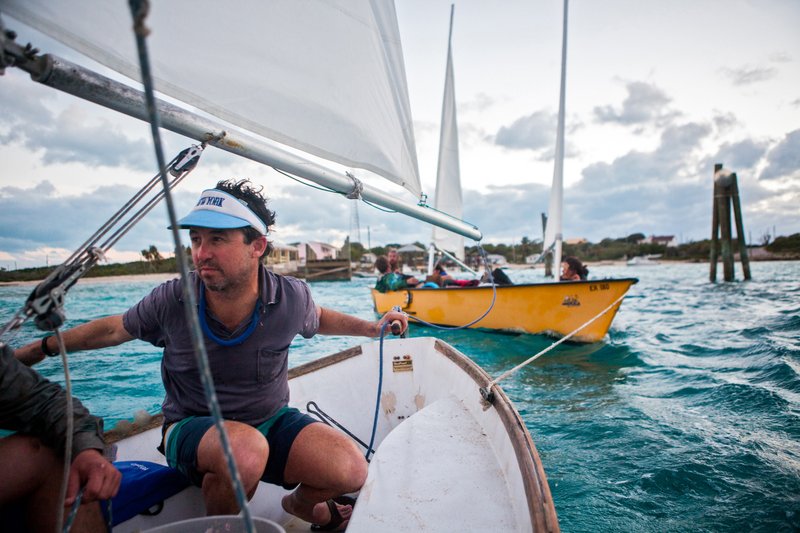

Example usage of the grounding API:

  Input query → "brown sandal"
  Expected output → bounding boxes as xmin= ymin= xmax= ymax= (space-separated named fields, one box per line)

xmin=309 ymin=496 xmax=356 ymax=531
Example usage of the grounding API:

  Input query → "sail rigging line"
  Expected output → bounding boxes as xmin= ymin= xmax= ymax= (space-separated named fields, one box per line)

xmin=53 ymin=329 xmax=72 ymax=533
xmin=479 ymin=291 xmax=628 ymax=404
xmin=361 ymin=198 xmax=398 ymax=214
xmin=273 ymin=167 xmax=340 ymax=194
xmin=429 ymin=243 xmax=478 ymax=276
xmin=306 ymin=402 xmax=374 ymax=459
xmin=126 ymin=1 xmax=255 ymax=530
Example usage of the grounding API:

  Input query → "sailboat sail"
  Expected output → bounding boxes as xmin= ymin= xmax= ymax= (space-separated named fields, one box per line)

xmin=541 ymin=0 xmax=569 ymax=274
xmin=431 ymin=5 xmax=465 ymax=261
xmin=0 ymin=0 xmax=421 ymax=196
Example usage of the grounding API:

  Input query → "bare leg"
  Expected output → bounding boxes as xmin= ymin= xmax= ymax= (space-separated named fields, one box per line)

xmin=196 ymin=421 xmax=269 ymax=515
xmin=0 ymin=434 xmax=63 ymax=532
xmin=0 ymin=435 xmax=115 ymax=532
xmin=280 ymin=423 xmax=367 ymax=527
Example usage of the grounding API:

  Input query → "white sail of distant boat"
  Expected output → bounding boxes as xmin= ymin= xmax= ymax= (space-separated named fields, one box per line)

xmin=431 ymin=4 xmax=465 ymax=262
xmin=0 ymin=0 xmax=481 ymax=241
xmin=540 ymin=0 xmax=569 ymax=276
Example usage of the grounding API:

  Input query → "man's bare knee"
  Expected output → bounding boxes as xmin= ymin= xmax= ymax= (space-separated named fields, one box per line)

xmin=198 ymin=423 xmax=268 ymax=492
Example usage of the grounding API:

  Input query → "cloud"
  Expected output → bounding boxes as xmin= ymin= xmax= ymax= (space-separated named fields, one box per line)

xmin=576 ymin=121 xmax=712 ymax=193
xmin=0 ymin=75 xmax=153 ymax=170
xmin=707 ymin=139 xmax=769 ymax=172
xmin=712 ymin=112 xmax=738 ymax=134
xmin=719 ymin=65 xmax=778 ymax=86
xmin=0 ymin=75 xmax=55 ymax=126
xmin=460 ymin=92 xmax=496 ymax=113
xmin=0 ymin=181 xmax=198 ymax=265
xmin=593 ymin=81 xmax=673 ymax=126
xmin=461 ymin=183 xmax=551 ymax=243
xmin=494 ymin=110 xmax=555 ymax=151
xmin=560 ymin=120 xmax=718 ymax=241
xmin=759 ymin=129 xmax=800 ymax=181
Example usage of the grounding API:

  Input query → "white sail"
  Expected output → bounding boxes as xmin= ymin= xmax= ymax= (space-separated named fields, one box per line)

xmin=0 ymin=0 xmax=422 ymax=197
xmin=542 ymin=0 xmax=569 ymax=274
xmin=431 ymin=6 xmax=465 ymax=261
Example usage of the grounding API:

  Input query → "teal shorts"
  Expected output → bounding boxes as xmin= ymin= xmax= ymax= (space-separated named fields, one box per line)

xmin=164 ymin=407 xmax=316 ymax=489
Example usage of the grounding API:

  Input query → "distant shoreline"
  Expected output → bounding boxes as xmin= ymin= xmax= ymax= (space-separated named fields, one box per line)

xmin=2 ymin=256 xmax=795 ymax=287
xmin=0 ymin=272 xmax=179 ymax=287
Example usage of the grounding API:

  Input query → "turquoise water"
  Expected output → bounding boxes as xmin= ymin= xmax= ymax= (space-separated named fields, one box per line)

xmin=1 ymin=261 xmax=798 ymax=532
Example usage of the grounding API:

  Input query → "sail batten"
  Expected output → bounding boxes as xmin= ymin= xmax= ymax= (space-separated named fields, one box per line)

xmin=1 ymin=0 xmax=422 ymax=196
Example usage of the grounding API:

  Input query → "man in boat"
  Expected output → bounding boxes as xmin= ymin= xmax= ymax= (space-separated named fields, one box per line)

xmin=387 ymin=246 xmax=420 ymax=283
xmin=386 ymin=247 xmax=401 ymax=273
xmin=374 ymin=255 xmax=419 ymax=292
xmin=15 ymin=179 xmax=408 ymax=530
xmin=0 ymin=343 xmax=121 ymax=532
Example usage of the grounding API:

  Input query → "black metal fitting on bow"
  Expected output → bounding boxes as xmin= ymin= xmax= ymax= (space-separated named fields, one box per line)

xmin=479 ymin=386 xmax=495 ymax=405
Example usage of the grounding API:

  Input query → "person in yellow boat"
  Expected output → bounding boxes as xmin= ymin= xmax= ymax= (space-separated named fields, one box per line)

xmin=386 ymin=247 xmax=402 ymax=273
xmin=561 ymin=256 xmax=589 ymax=281
xmin=0 ymin=343 xmax=120 ymax=532
xmin=15 ymin=179 xmax=408 ymax=531
xmin=374 ymin=255 xmax=419 ymax=292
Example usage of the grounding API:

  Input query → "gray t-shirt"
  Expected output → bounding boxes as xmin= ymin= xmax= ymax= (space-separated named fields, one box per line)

xmin=123 ymin=266 xmax=319 ymax=425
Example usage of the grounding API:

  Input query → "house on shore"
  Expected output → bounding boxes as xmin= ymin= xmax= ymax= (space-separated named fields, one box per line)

xmin=639 ymin=235 xmax=678 ymax=247
xmin=264 ymin=242 xmax=300 ymax=274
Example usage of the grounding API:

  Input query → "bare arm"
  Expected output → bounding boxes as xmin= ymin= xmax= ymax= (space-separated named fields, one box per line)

xmin=15 ymin=315 xmax=134 ymax=366
xmin=316 ymin=307 xmax=408 ymax=337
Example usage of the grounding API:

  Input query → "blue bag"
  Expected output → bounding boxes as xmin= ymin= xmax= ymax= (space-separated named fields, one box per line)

xmin=103 ymin=460 xmax=191 ymax=526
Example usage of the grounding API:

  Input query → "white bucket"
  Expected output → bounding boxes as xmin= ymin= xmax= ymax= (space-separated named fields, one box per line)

xmin=142 ymin=516 xmax=285 ymax=533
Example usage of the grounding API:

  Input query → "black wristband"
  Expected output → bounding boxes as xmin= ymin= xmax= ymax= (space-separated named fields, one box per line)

xmin=41 ymin=335 xmax=59 ymax=357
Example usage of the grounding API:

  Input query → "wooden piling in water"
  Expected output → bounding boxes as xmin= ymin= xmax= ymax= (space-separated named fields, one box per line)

xmin=730 ymin=177 xmax=752 ymax=280
xmin=710 ymin=164 xmax=751 ymax=282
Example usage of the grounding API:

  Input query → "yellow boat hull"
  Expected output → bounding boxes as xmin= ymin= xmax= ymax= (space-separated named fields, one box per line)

xmin=371 ymin=278 xmax=638 ymax=343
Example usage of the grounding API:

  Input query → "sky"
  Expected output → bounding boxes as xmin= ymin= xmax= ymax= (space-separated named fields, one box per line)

xmin=1 ymin=0 xmax=798 ymax=269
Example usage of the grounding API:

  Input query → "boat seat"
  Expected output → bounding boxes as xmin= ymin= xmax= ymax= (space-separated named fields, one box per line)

xmin=347 ymin=395 xmax=521 ymax=532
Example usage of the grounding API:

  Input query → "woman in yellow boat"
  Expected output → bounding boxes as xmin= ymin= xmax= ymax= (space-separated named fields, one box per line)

xmin=561 ymin=256 xmax=589 ymax=281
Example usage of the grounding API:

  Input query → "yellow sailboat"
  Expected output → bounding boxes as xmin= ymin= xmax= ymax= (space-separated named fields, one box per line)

xmin=371 ymin=278 xmax=637 ymax=343
xmin=373 ymin=0 xmax=637 ymax=342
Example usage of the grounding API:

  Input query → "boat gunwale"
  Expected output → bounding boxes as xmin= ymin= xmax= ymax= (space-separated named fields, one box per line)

xmin=370 ymin=278 xmax=640 ymax=302
xmin=399 ymin=277 xmax=640 ymax=292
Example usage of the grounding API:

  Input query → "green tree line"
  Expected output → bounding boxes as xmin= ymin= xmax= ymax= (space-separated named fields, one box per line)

xmin=3 ymin=234 xmax=798 ymax=283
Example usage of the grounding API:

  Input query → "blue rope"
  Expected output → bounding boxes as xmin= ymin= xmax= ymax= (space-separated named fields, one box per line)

xmin=366 ymin=322 xmax=389 ymax=461
xmin=62 ymin=487 xmax=83 ymax=533
xmin=199 ymin=283 xmax=262 ymax=346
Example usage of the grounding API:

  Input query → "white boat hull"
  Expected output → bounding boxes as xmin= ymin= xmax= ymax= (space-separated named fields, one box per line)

xmin=107 ymin=337 xmax=558 ymax=532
